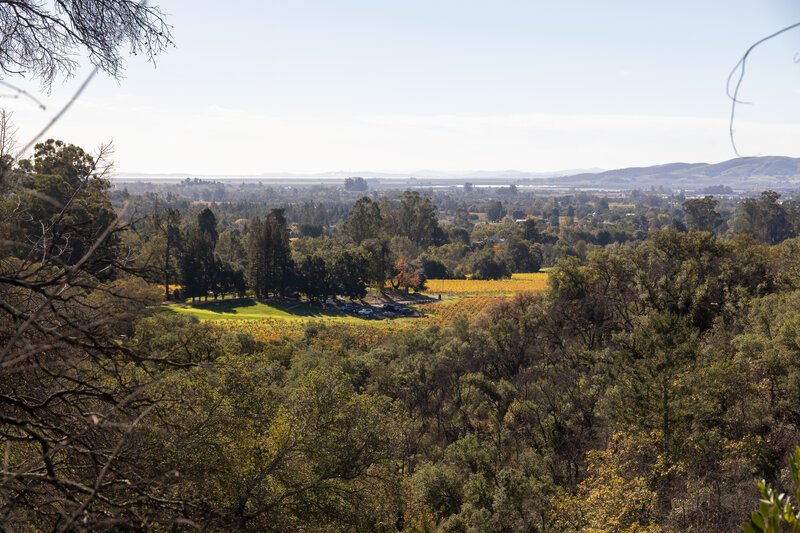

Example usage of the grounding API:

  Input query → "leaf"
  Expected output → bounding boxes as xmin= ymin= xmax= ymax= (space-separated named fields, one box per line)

xmin=744 ymin=522 xmax=761 ymax=533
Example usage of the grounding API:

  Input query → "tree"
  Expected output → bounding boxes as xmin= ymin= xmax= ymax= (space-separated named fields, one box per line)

xmin=213 ymin=259 xmax=246 ymax=298
xmin=683 ymin=195 xmax=723 ymax=232
xmin=392 ymin=257 xmax=426 ymax=293
xmin=325 ymin=249 xmax=368 ymax=300
xmin=344 ymin=196 xmax=382 ymax=245
xmin=149 ymin=206 xmax=182 ymax=299
xmin=298 ymin=222 xmax=323 ymax=238
xmin=179 ymin=207 xmax=220 ymax=300
xmin=468 ymin=247 xmax=509 ymax=280
xmin=247 ymin=208 xmax=293 ymax=298
xmin=149 ymin=365 xmax=402 ymax=530
xmin=197 ymin=206 xmax=219 ymax=243
xmin=744 ymin=446 xmax=800 ymax=533
xmin=0 ymin=109 xmax=16 ymax=179
xmin=181 ymin=225 xmax=216 ymax=300
xmin=298 ymin=254 xmax=330 ymax=302
xmin=501 ymin=235 xmax=542 ymax=273
xmin=215 ymin=230 xmax=247 ymax=273
xmin=0 ymin=143 xmax=196 ymax=529
xmin=486 ymin=200 xmax=506 ymax=222
xmin=736 ymin=191 xmax=792 ymax=244
xmin=344 ymin=176 xmax=368 ymax=191
xmin=10 ymin=140 xmax=120 ymax=272
xmin=0 ymin=0 xmax=172 ymax=86
xmin=610 ymin=312 xmax=699 ymax=451
xmin=418 ymin=255 xmax=451 ymax=279
xmin=521 ymin=217 xmax=540 ymax=242
xmin=550 ymin=432 xmax=661 ymax=532
xmin=454 ymin=207 xmax=472 ymax=228
xmin=361 ymin=237 xmax=394 ymax=290
xmin=392 ymin=190 xmax=444 ymax=248
xmin=449 ymin=226 xmax=470 ymax=245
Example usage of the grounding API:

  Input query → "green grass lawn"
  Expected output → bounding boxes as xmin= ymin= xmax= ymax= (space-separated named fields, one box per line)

xmin=166 ymin=298 xmax=345 ymax=321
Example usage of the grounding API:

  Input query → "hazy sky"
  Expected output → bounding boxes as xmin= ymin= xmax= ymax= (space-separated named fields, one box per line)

xmin=5 ymin=0 xmax=800 ymax=175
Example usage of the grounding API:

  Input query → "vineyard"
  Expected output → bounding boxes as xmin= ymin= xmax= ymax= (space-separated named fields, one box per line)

xmin=424 ymin=273 xmax=548 ymax=295
xmin=169 ymin=274 xmax=549 ymax=346
xmin=419 ymin=295 xmax=503 ymax=325
xmin=214 ymin=296 xmax=506 ymax=344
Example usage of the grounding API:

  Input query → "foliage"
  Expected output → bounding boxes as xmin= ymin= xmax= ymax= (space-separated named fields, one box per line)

xmin=146 ymin=364 xmax=403 ymax=530
xmin=744 ymin=447 xmax=800 ymax=533
xmin=683 ymin=195 xmax=723 ymax=233
xmin=344 ymin=195 xmax=383 ymax=244
xmin=468 ymin=246 xmax=510 ymax=280
xmin=551 ymin=432 xmax=663 ymax=533
xmin=247 ymin=208 xmax=293 ymax=298
xmin=12 ymin=139 xmax=800 ymax=531
xmin=425 ymin=275 xmax=548 ymax=294
xmin=390 ymin=190 xmax=445 ymax=248
xmin=7 ymin=140 xmax=120 ymax=272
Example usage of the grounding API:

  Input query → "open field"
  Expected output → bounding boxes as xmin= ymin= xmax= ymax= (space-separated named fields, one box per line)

xmin=168 ymin=299 xmax=344 ymax=321
xmin=166 ymin=272 xmax=551 ymax=345
xmin=424 ymin=272 xmax=548 ymax=295
xmin=167 ymin=296 xmax=507 ymax=344
xmin=167 ymin=272 xmax=547 ymax=345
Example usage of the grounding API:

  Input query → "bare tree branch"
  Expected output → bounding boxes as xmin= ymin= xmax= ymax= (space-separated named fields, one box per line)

xmin=727 ymin=21 xmax=800 ymax=157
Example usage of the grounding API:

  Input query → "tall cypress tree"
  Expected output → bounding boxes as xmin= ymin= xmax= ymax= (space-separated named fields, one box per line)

xmin=267 ymin=208 xmax=293 ymax=296
xmin=181 ymin=209 xmax=218 ymax=301
xmin=247 ymin=209 xmax=293 ymax=298
xmin=181 ymin=226 xmax=215 ymax=300
xmin=197 ymin=206 xmax=219 ymax=243
xmin=246 ymin=217 xmax=269 ymax=298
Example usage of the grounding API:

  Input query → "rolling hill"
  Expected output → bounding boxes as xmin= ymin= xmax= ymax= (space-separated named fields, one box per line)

xmin=553 ymin=156 xmax=800 ymax=190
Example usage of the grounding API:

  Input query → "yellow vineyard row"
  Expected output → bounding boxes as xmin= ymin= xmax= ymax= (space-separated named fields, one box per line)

xmin=424 ymin=274 xmax=548 ymax=294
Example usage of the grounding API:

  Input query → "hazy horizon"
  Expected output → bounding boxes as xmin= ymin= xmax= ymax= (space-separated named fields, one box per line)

xmin=3 ymin=1 xmax=800 ymax=175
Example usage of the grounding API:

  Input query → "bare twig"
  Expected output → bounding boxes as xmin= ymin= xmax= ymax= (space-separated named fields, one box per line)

xmin=727 ymin=21 xmax=800 ymax=157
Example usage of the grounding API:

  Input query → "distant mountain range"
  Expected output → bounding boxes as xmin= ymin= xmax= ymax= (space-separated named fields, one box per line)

xmin=549 ymin=156 xmax=800 ymax=190
xmin=116 ymin=156 xmax=800 ymax=190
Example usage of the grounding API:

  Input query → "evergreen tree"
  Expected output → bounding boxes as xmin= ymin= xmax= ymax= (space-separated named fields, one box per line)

xmin=181 ymin=226 xmax=215 ymax=300
xmin=298 ymin=254 xmax=330 ymax=302
xmin=247 ymin=208 xmax=294 ymax=298
xmin=246 ymin=216 xmax=269 ymax=298
xmin=197 ymin=206 xmax=218 ymax=243
xmin=180 ymin=208 xmax=218 ymax=301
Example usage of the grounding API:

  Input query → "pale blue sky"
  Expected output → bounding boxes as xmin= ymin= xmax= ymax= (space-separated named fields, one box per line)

xmin=5 ymin=0 xmax=800 ymax=174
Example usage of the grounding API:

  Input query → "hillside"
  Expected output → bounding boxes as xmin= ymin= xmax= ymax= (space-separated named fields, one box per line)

xmin=553 ymin=156 xmax=800 ymax=190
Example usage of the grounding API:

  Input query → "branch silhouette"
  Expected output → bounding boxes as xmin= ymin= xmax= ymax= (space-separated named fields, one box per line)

xmin=727 ymin=21 xmax=800 ymax=157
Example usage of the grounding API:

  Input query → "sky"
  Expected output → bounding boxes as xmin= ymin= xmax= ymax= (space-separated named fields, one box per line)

xmin=4 ymin=0 xmax=800 ymax=176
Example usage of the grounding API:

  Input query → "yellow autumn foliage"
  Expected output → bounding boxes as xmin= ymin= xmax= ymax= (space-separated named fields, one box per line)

xmin=424 ymin=274 xmax=548 ymax=295
xmin=550 ymin=432 xmax=663 ymax=533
